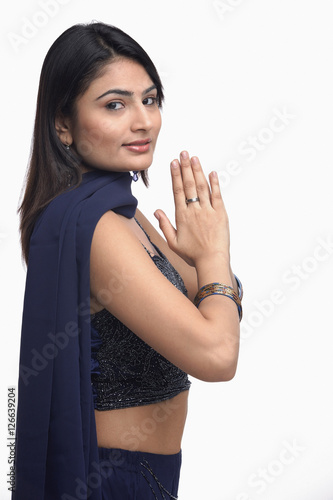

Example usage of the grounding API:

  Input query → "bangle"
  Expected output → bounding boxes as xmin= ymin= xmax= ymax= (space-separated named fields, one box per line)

xmin=194 ymin=282 xmax=243 ymax=321
xmin=233 ymin=274 xmax=243 ymax=301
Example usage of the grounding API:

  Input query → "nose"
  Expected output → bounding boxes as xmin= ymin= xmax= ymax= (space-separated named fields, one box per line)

xmin=130 ymin=103 xmax=153 ymax=132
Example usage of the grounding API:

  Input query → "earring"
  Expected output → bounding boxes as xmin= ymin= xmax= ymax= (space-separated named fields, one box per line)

xmin=67 ymin=172 xmax=72 ymax=187
xmin=65 ymin=144 xmax=70 ymax=150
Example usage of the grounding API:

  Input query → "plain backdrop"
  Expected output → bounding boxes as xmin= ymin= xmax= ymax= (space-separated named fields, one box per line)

xmin=1 ymin=0 xmax=333 ymax=499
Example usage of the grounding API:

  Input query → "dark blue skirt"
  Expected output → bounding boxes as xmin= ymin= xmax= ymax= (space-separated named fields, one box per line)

xmin=97 ymin=447 xmax=182 ymax=499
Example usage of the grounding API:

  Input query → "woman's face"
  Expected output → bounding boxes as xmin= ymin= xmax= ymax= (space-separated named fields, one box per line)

xmin=65 ymin=58 xmax=162 ymax=173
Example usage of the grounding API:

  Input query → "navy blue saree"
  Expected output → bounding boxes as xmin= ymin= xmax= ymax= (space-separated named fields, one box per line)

xmin=13 ymin=170 xmax=137 ymax=500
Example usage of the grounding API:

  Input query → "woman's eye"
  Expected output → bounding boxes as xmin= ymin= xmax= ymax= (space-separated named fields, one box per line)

xmin=143 ymin=97 xmax=157 ymax=106
xmin=106 ymin=101 xmax=124 ymax=111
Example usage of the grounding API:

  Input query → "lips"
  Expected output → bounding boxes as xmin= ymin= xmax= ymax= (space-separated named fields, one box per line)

xmin=123 ymin=138 xmax=152 ymax=146
xmin=122 ymin=138 xmax=152 ymax=153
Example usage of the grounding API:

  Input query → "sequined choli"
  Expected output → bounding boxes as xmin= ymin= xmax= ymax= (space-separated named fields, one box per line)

xmin=91 ymin=219 xmax=191 ymax=410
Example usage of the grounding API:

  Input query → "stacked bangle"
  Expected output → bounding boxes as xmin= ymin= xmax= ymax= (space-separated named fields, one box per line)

xmin=194 ymin=277 xmax=243 ymax=321
xmin=233 ymin=274 xmax=243 ymax=301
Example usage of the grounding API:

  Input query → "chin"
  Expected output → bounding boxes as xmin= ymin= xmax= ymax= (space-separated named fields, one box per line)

xmin=130 ymin=157 xmax=154 ymax=171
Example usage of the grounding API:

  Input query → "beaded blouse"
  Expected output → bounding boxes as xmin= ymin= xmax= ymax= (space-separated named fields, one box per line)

xmin=90 ymin=221 xmax=191 ymax=410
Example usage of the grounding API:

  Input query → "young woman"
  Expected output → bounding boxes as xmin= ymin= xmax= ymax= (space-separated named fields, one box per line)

xmin=14 ymin=22 xmax=242 ymax=500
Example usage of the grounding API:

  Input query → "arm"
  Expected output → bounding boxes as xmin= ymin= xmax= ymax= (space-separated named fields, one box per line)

xmin=90 ymin=153 xmax=240 ymax=382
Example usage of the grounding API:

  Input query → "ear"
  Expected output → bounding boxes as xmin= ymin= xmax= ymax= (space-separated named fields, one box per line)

xmin=55 ymin=113 xmax=73 ymax=146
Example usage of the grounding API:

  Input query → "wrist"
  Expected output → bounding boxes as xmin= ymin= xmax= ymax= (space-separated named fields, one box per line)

xmin=194 ymin=282 xmax=243 ymax=321
xmin=195 ymin=252 xmax=232 ymax=288
xmin=194 ymin=251 xmax=230 ymax=269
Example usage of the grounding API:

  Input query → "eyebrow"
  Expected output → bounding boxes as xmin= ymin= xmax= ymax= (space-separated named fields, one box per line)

xmin=96 ymin=84 xmax=157 ymax=101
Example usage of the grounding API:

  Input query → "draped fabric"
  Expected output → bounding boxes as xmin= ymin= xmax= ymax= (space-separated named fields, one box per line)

xmin=13 ymin=170 xmax=138 ymax=500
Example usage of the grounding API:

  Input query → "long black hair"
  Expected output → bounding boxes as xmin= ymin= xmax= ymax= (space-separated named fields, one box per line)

xmin=19 ymin=22 xmax=164 ymax=263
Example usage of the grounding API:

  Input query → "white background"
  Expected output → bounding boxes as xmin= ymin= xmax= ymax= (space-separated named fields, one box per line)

xmin=1 ymin=0 xmax=333 ymax=499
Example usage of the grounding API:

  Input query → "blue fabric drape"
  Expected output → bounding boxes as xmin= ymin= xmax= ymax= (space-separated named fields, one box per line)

xmin=13 ymin=170 xmax=138 ymax=500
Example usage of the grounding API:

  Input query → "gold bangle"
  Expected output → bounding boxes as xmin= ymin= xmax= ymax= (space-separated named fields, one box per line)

xmin=194 ymin=282 xmax=242 ymax=321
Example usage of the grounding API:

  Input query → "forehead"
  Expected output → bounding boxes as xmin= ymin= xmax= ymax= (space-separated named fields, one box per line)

xmin=84 ymin=58 xmax=154 ymax=98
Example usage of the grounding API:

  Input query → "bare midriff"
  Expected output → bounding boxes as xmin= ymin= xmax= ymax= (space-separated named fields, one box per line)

xmin=94 ymin=390 xmax=189 ymax=454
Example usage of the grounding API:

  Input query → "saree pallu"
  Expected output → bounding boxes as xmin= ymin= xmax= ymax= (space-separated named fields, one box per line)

xmin=13 ymin=170 xmax=137 ymax=500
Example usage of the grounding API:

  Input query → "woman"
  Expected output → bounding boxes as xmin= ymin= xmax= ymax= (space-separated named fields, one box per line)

xmin=14 ymin=22 xmax=242 ymax=500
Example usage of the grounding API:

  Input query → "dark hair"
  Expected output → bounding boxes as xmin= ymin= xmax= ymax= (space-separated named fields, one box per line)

xmin=19 ymin=22 xmax=164 ymax=263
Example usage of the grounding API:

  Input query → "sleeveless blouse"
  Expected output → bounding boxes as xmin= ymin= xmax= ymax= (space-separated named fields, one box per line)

xmin=91 ymin=220 xmax=191 ymax=410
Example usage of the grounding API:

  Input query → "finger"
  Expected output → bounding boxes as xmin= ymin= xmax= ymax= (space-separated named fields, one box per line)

xmin=209 ymin=171 xmax=225 ymax=211
xmin=179 ymin=151 xmax=198 ymax=201
xmin=191 ymin=156 xmax=212 ymax=208
xmin=170 ymin=159 xmax=187 ymax=210
xmin=154 ymin=209 xmax=177 ymax=251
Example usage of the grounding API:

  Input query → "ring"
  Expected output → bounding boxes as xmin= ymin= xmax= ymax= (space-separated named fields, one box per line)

xmin=186 ymin=197 xmax=200 ymax=204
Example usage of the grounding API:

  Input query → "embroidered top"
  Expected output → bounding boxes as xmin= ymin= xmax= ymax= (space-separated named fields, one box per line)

xmin=91 ymin=221 xmax=191 ymax=410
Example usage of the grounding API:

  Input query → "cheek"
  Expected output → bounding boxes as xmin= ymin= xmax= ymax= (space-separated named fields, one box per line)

xmin=155 ymin=111 xmax=162 ymax=135
xmin=73 ymin=116 xmax=119 ymax=156
xmin=98 ymin=120 xmax=121 ymax=144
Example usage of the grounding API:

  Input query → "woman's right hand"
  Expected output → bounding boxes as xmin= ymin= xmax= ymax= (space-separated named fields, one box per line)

xmin=154 ymin=151 xmax=231 ymax=268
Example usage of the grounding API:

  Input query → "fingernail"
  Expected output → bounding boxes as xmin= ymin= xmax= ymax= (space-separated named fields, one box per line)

xmin=192 ymin=156 xmax=199 ymax=165
xmin=154 ymin=211 xmax=160 ymax=220
xmin=181 ymin=151 xmax=188 ymax=159
xmin=171 ymin=160 xmax=178 ymax=168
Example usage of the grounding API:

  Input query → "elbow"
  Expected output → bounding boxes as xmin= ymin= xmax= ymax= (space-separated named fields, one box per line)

xmin=192 ymin=332 xmax=240 ymax=383
xmin=200 ymin=357 xmax=238 ymax=383
xmin=217 ymin=361 xmax=238 ymax=382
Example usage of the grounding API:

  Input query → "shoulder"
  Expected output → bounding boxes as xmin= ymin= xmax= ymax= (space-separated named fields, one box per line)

xmin=90 ymin=210 xmax=162 ymax=305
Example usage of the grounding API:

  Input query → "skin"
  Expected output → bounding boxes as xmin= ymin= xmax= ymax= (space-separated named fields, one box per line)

xmin=56 ymin=58 xmax=240 ymax=454
xmin=55 ymin=58 xmax=161 ymax=174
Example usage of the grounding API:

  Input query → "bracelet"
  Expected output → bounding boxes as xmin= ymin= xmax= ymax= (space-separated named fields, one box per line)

xmin=233 ymin=274 xmax=243 ymax=301
xmin=194 ymin=282 xmax=243 ymax=321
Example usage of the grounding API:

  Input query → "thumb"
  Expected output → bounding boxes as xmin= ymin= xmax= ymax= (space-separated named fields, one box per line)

xmin=154 ymin=209 xmax=177 ymax=249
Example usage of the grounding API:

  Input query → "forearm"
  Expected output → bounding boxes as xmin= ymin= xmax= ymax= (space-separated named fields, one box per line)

xmin=153 ymin=152 xmax=241 ymax=380
xmin=192 ymin=253 xmax=240 ymax=380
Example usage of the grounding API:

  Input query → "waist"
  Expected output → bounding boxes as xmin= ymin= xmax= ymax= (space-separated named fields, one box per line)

xmin=94 ymin=391 xmax=189 ymax=454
